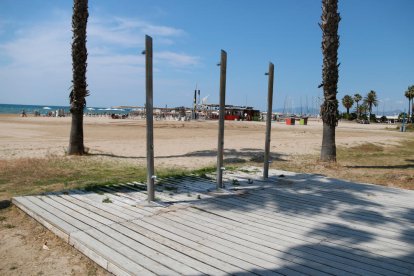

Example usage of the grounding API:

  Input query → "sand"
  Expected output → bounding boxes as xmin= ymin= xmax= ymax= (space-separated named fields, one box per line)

xmin=0 ymin=114 xmax=407 ymax=168
xmin=0 ymin=114 xmax=410 ymax=275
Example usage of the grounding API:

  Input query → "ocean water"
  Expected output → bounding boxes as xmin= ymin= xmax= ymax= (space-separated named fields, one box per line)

xmin=0 ymin=103 xmax=131 ymax=115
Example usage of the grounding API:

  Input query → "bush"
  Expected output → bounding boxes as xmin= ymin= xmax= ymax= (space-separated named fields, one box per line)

xmin=369 ymin=114 xmax=377 ymax=122
xmin=398 ymin=112 xmax=408 ymax=121
xmin=360 ymin=113 xmax=368 ymax=120
xmin=341 ymin=113 xmax=356 ymax=120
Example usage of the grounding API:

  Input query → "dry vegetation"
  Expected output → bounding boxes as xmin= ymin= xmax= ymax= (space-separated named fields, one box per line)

xmin=266 ymin=138 xmax=414 ymax=190
xmin=0 ymin=138 xmax=413 ymax=202
xmin=0 ymin=156 xmax=217 ymax=201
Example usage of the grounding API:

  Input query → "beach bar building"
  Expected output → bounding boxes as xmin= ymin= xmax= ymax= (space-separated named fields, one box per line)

xmin=200 ymin=104 xmax=260 ymax=121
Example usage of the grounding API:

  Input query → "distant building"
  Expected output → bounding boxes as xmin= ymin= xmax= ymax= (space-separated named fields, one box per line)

xmin=199 ymin=104 xmax=261 ymax=121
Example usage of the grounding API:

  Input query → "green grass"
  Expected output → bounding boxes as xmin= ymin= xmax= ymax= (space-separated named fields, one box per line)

xmin=2 ymin=138 xmax=413 ymax=200
xmin=0 ymin=157 xmax=226 ymax=200
xmin=102 ymin=197 xmax=112 ymax=203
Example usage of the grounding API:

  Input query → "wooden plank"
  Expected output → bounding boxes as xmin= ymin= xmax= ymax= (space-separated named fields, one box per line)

xmin=110 ymin=222 xmax=222 ymax=275
xmin=265 ymin=174 xmax=414 ymax=208
xmin=68 ymin=232 xmax=110 ymax=272
xmin=43 ymin=195 xmax=114 ymax=226
xmin=181 ymin=207 xmax=409 ymax=276
xmin=25 ymin=196 xmax=93 ymax=231
xmin=154 ymin=212 xmax=336 ymax=276
xmin=12 ymin=197 xmax=76 ymax=242
xmin=57 ymin=193 xmax=126 ymax=223
xmin=120 ymin=221 xmax=229 ymax=276
xmin=196 ymin=196 xmax=414 ymax=257
xmin=70 ymin=231 xmax=155 ymax=276
xmin=249 ymin=187 xmax=414 ymax=225
xmin=192 ymin=201 xmax=414 ymax=271
xmin=92 ymin=188 xmax=161 ymax=216
xmin=83 ymin=227 xmax=182 ymax=276
xmin=92 ymin=225 xmax=203 ymax=275
xmin=223 ymin=192 xmax=414 ymax=247
xmin=36 ymin=196 xmax=111 ymax=230
xmin=68 ymin=191 xmax=137 ymax=220
xmin=167 ymin=209 xmax=395 ymax=276
xmin=231 ymin=193 xmax=414 ymax=249
xmin=73 ymin=191 xmax=147 ymax=219
xmin=139 ymin=216 xmax=298 ymax=276
xmin=14 ymin=173 xmax=414 ymax=276
xmin=247 ymin=185 xmax=414 ymax=226
xmin=152 ymin=215 xmax=305 ymax=276
xmin=127 ymin=219 xmax=259 ymax=275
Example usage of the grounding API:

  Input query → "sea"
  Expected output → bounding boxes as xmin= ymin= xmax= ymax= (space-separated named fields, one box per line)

xmin=0 ymin=103 xmax=131 ymax=115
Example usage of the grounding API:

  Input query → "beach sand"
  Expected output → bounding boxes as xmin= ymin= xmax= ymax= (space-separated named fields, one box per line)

xmin=0 ymin=114 xmax=410 ymax=276
xmin=0 ymin=114 xmax=406 ymax=168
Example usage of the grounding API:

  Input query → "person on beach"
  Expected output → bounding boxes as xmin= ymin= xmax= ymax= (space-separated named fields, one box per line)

xmin=21 ymin=110 xmax=27 ymax=117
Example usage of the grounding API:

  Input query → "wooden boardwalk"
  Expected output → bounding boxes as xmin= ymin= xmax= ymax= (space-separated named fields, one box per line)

xmin=13 ymin=168 xmax=414 ymax=275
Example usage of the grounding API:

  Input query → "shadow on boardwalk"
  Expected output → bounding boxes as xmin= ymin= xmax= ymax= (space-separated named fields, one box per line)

xmin=15 ymin=170 xmax=414 ymax=275
xmin=199 ymin=173 xmax=414 ymax=275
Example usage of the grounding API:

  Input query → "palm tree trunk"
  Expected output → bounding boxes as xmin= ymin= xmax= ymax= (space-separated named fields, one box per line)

xmin=356 ymin=102 xmax=359 ymax=119
xmin=320 ymin=0 xmax=340 ymax=162
xmin=69 ymin=110 xmax=84 ymax=154
xmin=321 ymin=123 xmax=336 ymax=159
xmin=68 ymin=0 xmax=89 ymax=155
xmin=346 ymin=107 xmax=349 ymax=114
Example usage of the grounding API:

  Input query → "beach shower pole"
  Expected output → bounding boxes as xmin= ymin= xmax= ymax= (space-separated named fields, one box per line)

xmin=144 ymin=35 xmax=155 ymax=202
xmin=216 ymin=50 xmax=227 ymax=189
xmin=263 ymin=62 xmax=274 ymax=179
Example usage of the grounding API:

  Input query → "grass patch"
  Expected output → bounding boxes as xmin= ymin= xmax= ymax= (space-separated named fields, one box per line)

xmin=265 ymin=138 xmax=414 ymax=190
xmin=0 ymin=157 xmax=228 ymax=200
xmin=102 ymin=197 xmax=112 ymax=203
xmin=4 ymin=223 xmax=15 ymax=229
xmin=347 ymin=143 xmax=383 ymax=153
xmin=0 ymin=157 xmax=148 ymax=200
xmin=393 ymin=123 xmax=414 ymax=132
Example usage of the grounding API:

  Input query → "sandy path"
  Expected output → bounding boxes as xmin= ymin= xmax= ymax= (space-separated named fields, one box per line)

xmin=0 ymin=115 xmax=407 ymax=168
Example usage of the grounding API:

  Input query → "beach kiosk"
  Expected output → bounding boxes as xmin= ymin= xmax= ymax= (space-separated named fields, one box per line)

xmin=285 ymin=117 xmax=295 ymax=125
xmin=299 ymin=117 xmax=308 ymax=125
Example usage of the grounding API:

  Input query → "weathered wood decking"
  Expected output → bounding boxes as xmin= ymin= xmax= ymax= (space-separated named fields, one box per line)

xmin=13 ymin=168 xmax=414 ymax=275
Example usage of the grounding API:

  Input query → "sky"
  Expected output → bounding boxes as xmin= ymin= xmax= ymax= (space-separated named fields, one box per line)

xmin=0 ymin=0 xmax=413 ymax=112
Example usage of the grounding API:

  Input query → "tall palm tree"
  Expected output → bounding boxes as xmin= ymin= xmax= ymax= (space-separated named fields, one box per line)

xmin=405 ymin=85 xmax=414 ymax=123
xmin=353 ymin=93 xmax=362 ymax=118
xmin=364 ymin=90 xmax=378 ymax=120
xmin=320 ymin=0 xmax=340 ymax=162
xmin=341 ymin=95 xmax=354 ymax=115
xmin=68 ymin=0 xmax=89 ymax=155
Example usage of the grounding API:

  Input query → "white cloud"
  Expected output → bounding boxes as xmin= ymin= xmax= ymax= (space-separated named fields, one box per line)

xmin=0 ymin=13 xmax=199 ymax=106
xmin=88 ymin=17 xmax=185 ymax=48
xmin=156 ymin=51 xmax=200 ymax=67
xmin=113 ymin=17 xmax=184 ymax=37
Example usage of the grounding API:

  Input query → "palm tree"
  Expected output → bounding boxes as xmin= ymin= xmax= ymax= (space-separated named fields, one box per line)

xmin=68 ymin=0 xmax=89 ymax=155
xmin=357 ymin=104 xmax=368 ymax=119
xmin=320 ymin=0 xmax=340 ymax=162
xmin=364 ymin=90 xmax=378 ymax=120
xmin=341 ymin=95 xmax=354 ymax=115
xmin=353 ymin=93 xmax=362 ymax=118
xmin=404 ymin=85 xmax=414 ymax=123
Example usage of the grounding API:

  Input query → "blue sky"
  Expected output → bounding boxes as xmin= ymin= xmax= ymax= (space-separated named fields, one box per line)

xmin=0 ymin=0 xmax=413 ymax=112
